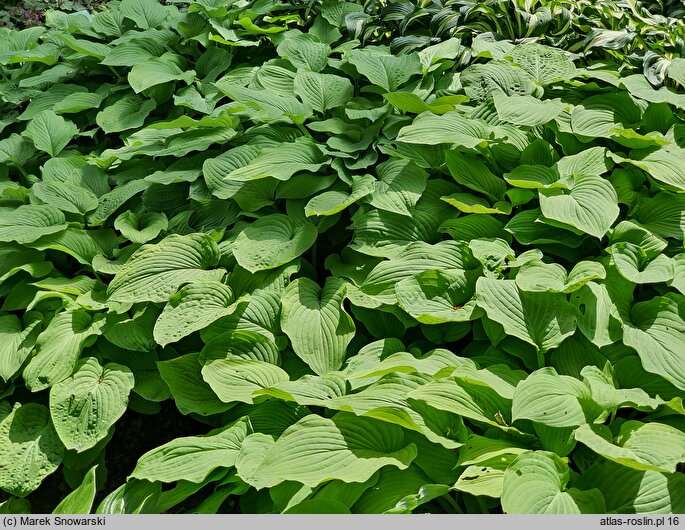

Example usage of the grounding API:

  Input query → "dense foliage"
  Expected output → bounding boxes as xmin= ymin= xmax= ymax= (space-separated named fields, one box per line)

xmin=1 ymin=0 xmax=685 ymax=515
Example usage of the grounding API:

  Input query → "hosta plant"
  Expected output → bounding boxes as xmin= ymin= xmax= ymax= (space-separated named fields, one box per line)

xmin=0 ymin=0 xmax=684 ymax=515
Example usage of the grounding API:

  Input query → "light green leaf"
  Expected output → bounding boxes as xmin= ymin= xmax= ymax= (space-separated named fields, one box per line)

xmin=510 ymin=44 xmax=576 ymax=85
xmin=494 ymin=94 xmax=565 ymax=126
xmin=558 ymin=146 xmax=611 ymax=176
xmin=236 ymin=414 xmax=416 ymax=489
xmin=53 ymin=465 xmax=97 ymax=514
xmin=95 ymin=480 xmax=161 ymax=514
xmin=23 ymin=310 xmax=106 ymax=392
xmin=153 ymin=282 xmax=235 ymax=347
xmin=622 ymin=294 xmax=685 ymax=391
xmin=215 ymin=84 xmax=312 ymax=123
xmin=202 ymin=358 xmax=289 ymax=404
xmin=0 ymin=315 xmax=41 ymax=383
xmin=622 ymin=144 xmax=685 ymax=192
xmin=577 ymin=459 xmax=685 ymax=513
xmin=233 ymin=214 xmax=317 ymax=273
xmin=383 ymin=92 xmax=466 ymax=115
xmin=96 ymin=95 xmax=156 ymax=134
xmin=454 ymin=464 xmax=506 ymax=499
xmin=49 ymin=357 xmax=134 ymax=452
xmin=512 ymin=367 xmax=602 ymax=427
xmin=32 ymin=181 xmax=99 ymax=215
xmin=0 ymin=204 xmax=67 ymax=244
xmin=305 ymin=174 xmax=375 ymax=217
xmin=610 ymin=243 xmax=675 ymax=284
xmin=461 ymin=62 xmax=538 ymax=103
xmin=575 ymin=421 xmax=685 ymax=473
xmin=277 ymin=35 xmax=330 ymax=72
xmin=348 ymin=49 xmax=421 ymax=92
xmin=128 ymin=57 xmax=194 ymax=93
xmin=281 ymin=277 xmax=355 ymax=375
xmin=53 ymin=92 xmax=105 ymax=114
xmin=24 ymin=110 xmax=78 ymax=157
xmin=395 ymin=112 xmax=492 ymax=147
xmin=369 ymin=159 xmax=427 ymax=217
xmin=538 ymin=174 xmax=619 ymax=239
xmin=397 ymin=270 xmax=480 ymax=324
xmin=120 ymin=0 xmax=168 ymax=29
xmin=475 ymin=278 xmax=576 ymax=353
xmin=256 ymin=373 xmax=347 ymax=407
xmin=294 ymin=71 xmax=353 ymax=113
xmin=515 ymin=260 xmax=605 ymax=293
xmin=501 ymin=451 xmax=605 ymax=514
xmin=353 ymin=467 xmax=446 ymax=514
xmin=114 ymin=211 xmax=168 ymax=244
xmin=407 ymin=375 xmax=512 ymax=429
xmin=131 ymin=419 xmax=250 ymax=483
xmin=157 ymin=353 xmax=231 ymax=416
xmin=580 ymin=366 xmax=659 ymax=413
xmin=441 ymin=193 xmax=512 ymax=215
xmin=418 ymin=37 xmax=462 ymax=69
xmin=0 ymin=403 xmax=64 ymax=497
xmin=570 ymin=94 xmax=641 ymax=140
xmin=620 ymin=74 xmax=685 ymax=110
xmin=227 ymin=141 xmax=327 ymax=181
xmin=107 ymin=233 xmax=223 ymax=303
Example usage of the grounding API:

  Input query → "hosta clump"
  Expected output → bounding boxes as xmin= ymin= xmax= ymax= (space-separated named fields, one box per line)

xmin=0 ymin=0 xmax=684 ymax=515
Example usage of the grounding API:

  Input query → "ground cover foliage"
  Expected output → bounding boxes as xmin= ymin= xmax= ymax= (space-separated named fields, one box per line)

xmin=1 ymin=0 xmax=685 ymax=515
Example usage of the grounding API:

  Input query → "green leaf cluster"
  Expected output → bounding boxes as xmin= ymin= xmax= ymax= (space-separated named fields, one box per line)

xmin=0 ymin=0 xmax=684 ymax=516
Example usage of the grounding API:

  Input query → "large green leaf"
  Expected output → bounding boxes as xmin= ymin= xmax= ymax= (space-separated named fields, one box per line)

xmin=396 ymin=269 xmax=480 ymax=324
xmin=201 ymin=357 xmax=289 ymax=404
xmin=622 ymin=144 xmax=685 ymax=192
xmin=348 ymin=49 xmax=421 ymax=92
xmin=277 ymin=34 xmax=330 ymax=72
xmin=0 ymin=403 xmax=64 ymax=497
xmin=281 ymin=277 xmax=355 ymax=375
xmin=293 ymin=72 xmax=353 ymax=113
xmin=157 ymin=353 xmax=231 ymax=416
xmin=574 ymin=421 xmax=685 ymax=473
xmin=232 ymin=214 xmax=317 ymax=273
xmin=510 ymin=44 xmax=576 ymax=85
xmin=96 ymin=95 xmax=156 ymax=133
xmin=305 ymin=174 xmax=375 ymax=217
xmin=369 ymin=159 xmax=427 ymax=217
xmin=120 ymin=0 xmax=168 ymax=29
xmin=501 ymin=451 xmax=605 ymax=513
xmin=23 ymin=310 xmax=106 ymax=392
xmin=475 ymin=278 xmax=576 ymax=353
xmin=49 ymin=357 xmax=134 ymax=452
xmin=107 ymin=233 xmax=224 ymax=303
xmin=538 ymin=174 xmax=619 ymax=239
xmin=0 ymin=315 xmax=42 ymax=383
xmin=227 ymin=141 xmax=327 ymax=182
xmin=445 ymin=151 xmax=506 ymax=201
xmin=53 ymin=466 xmax=98 ymax=514
xmin=24 ymin=110 xmax=78 ymax=156
xmin=622 ymin=295 xmax=685 ymax=390
xmin=576 ymin=459 xmax=685 ymax=513
xmin=131 ymin=419 xmax=250 ymax=483
xmin=494 ymin=94 xmax=566 ymax=126
xmin=153 ymin=281 xmax=236 ymax=346
xmin=395 ymin=113 xmax=492 ymax=147
xmin=0 ymin=204 xmax=67 ymax=244
xmin=235 ymin=414 xmax=416 ymax=489
xmin=128 ymin=57 xmax=194 ymax=93
xmin=512 ymin=367 xmax=603 ymax=427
